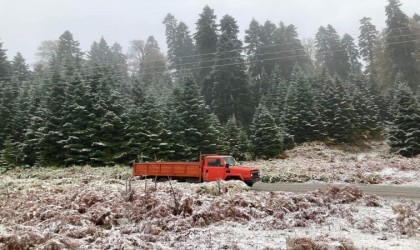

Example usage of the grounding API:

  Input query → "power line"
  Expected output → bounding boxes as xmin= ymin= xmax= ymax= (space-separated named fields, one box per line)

xmin=0 ymin=37 xmax=419 ymax=82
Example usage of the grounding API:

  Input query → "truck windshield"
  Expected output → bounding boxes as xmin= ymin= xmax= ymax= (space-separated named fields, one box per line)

xmin=223 ymin=157 xmax=238 ymax=166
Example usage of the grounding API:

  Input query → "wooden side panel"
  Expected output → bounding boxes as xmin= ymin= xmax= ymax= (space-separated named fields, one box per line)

xmin=133 ymin=162 xmax=201 ymax=178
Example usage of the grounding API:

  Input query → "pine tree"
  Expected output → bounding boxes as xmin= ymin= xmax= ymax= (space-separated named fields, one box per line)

xmin=284 ymin=68 xmax=320 ymax=143
xmin=210 ymin=15 xmax=255 ymax=125
xmin=388 ymin=78 xmax=420 ymax=157
xmin=385 ymin=0 xmax=418 ymax=92
xmin=194 ymin=5 xmax=218 ymax=103
xmin=250 ymin=105 xmax=283 ymax=159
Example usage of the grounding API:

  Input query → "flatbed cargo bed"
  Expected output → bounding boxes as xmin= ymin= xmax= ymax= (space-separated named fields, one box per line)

xmin=133 ymin=162 xmax=202 ymax=181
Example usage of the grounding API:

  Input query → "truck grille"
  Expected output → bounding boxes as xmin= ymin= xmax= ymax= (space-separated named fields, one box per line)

xmin=251 ymin=170 xmax=260 ymax=178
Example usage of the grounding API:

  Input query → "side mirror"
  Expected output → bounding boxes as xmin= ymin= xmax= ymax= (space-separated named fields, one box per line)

xmin=225 ymin=163 xmax=230 ymax=168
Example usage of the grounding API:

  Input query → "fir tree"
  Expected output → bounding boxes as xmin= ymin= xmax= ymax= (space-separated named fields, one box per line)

xmin=52 ymin=31 xmax=83 ymax=74
xmin=173 ymin=78 xmax=222 ymax=160
xmin=347 ymin=75 xmax=381 ymax=134
xmin=0 ymin=80 xmax=17 ymax=149
xmin=250 ymin=105 xmax=283 ymax=159
xmin=342 ymin=34 xmax=362 ymax=74
xmin=317 ymin=74 xmax=354 ymax=142
xmin=358 ymin=17 xmax=379 ymax=80
xmin=90 ymin=111 xmax=126 ymax=166
xmin=0 ymin=41 xmax=10 ymax=78
xmin=162 ymin=87 xmax=189 ymax=160
xmin=244 ymin=19 xmax=263 ymax=78
xmin=61 ymin=73 xmax=95 ymax=166
xmin=36 ymin=71 xmax=66 ymax=166
xmin=263 ymin=66 xmax=288 ymax=121
xmin=11 ymin=52 xmax=31 ymax=84
xmin=172 ymin=22 xmax=195 ymax=73
xmin=89 ymin=68 xmax=127 ymax=165
xmin=258 ymin=21 xmax=277 ymax=76
xmin=20 ymin=80 xmax=44 ymax=165
xmin=273 ymin=22 xmax=313 ymax=79
xmin=210 ymin=15 xmax=255 ymax=125
xmin=225 ymin=116 xmax=249 ymax=161
xmin=163 ymin=13 xmax=178 ymax=69
xmin=385 ymin=0 xmax=418 ymax=92
xmin=0 ymin=140 xmax=18 ymax=170
xmin=315 ymin=25 xmax=351 ymax=79
xmin=138 ymin=94 xmax=165 ymax=160
xmin=140 ymin=36 xmax=167 ymax=86
xmin=388 ymin=78 xmax=420 ymax=157
xmin=194 ymin=5 xmax=218 ymax=103
xmin=284 ymin=68 xmax=320 ymax=143
xmin=251 ymin=68 xmax=270 ymax=105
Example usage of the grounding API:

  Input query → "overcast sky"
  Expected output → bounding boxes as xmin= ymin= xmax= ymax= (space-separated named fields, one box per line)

xmin=0 ymin=0 xmax=418 ymax=66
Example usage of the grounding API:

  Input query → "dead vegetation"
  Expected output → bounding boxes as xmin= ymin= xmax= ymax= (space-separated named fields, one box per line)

xmin=286 ymin=235 xmax=356 ymax=250
xmin=253 ymin=142 xmax=420 ymax=185
xmin=0 ymin=165 xmax=418 ymax=249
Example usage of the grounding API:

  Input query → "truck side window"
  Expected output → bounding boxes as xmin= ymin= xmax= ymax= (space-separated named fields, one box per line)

xmin=207 ymin=159 xmax=221 ymax=166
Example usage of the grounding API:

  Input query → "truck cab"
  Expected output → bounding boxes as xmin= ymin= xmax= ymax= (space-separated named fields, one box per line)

xmin=202 ymin=155 xmax=260 ymax=187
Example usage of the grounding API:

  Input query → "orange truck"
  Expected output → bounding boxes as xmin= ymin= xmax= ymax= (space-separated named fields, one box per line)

xmin=132 ymin=154 xmax=260 ymax=187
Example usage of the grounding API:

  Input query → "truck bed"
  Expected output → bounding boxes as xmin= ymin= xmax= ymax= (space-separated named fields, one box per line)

xmin=132 ymin=162 xmax=202 ymax=180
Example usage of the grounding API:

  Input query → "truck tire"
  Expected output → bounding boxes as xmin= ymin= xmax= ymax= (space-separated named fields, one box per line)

xmin=245 ymin=181 xmax=254 ymax=187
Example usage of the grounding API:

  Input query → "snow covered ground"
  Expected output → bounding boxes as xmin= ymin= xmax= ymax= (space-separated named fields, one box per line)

xmin=250 ymin=141 xmax=420 ymax=187
xmin=0 ymin=162 xmax=419 ymax=249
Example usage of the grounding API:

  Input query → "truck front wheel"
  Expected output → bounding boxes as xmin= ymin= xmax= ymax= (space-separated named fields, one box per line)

xmin=244 ymin=181 xmax=254 ymax=187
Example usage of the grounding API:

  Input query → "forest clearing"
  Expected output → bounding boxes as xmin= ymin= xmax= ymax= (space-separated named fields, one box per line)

xmin=1 ymin=0 xmax=420 ymax=248
xmin=1 ymin=143 xmax=419 ymax=249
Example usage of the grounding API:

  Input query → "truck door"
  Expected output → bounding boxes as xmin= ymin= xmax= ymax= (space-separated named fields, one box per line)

xmin=203 ymin=158 xmax=226 ymax=181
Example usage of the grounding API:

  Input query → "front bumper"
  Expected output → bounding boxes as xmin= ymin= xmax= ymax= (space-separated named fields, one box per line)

xmin=245 ymin=170 xmax=261 ymax=183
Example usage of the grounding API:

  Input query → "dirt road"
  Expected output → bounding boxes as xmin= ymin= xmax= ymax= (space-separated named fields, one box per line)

xmin=253 ymin=182 xmax=420 ymax=200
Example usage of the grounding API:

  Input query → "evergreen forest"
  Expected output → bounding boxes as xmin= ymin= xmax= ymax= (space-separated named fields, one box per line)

xmin=1 ymin=0 xmax=420 ymax=168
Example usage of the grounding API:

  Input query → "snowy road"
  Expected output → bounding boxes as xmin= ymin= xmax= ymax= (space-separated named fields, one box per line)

xmin=253 ymin=182 xmax=420 ymax=201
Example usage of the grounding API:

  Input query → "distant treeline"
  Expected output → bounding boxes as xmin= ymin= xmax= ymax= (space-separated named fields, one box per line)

xmin=0 ymin=0 xmax=419 ymax=168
